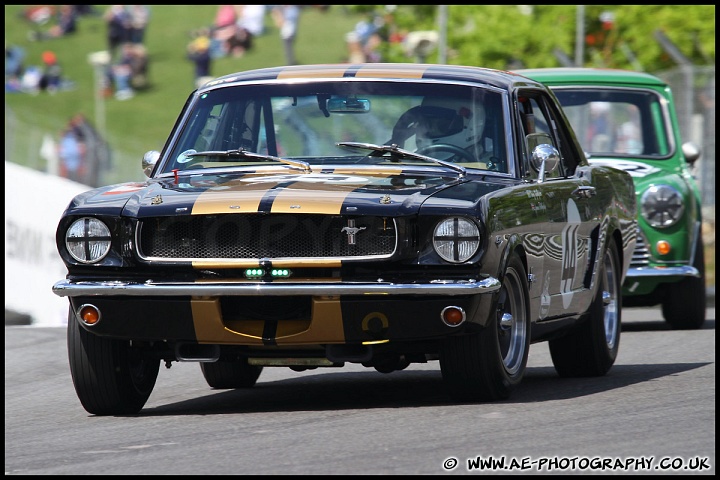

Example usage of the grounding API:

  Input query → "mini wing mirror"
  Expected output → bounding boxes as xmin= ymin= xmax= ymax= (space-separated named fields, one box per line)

xmin=682 ymin=141 xmax=701 ymax=166
xmin=142 ymin=150 xmax=160 ymax=178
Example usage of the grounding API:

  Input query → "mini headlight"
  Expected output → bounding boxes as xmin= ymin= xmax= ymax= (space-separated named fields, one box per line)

xmin=641 ymin=185 xmax=684 ymax=228
xmin=433 ymin=217 xmax=480 ymax=263
xmin=65 ymin=217 xmax=112 ymax=263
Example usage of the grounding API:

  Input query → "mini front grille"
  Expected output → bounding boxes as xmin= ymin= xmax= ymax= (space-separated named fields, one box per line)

xmin=630 ymin=229 xmax=650 ymax=267
xmin=137 ymin=214 xmax=397 ymax=261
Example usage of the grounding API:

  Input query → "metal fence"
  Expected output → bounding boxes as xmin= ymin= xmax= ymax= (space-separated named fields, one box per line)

xmin=657 ymin=65 xmax=715 ymax=207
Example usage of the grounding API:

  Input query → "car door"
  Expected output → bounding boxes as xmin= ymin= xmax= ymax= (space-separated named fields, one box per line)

xmin=517 ymin=89 xmax=599 ymax=320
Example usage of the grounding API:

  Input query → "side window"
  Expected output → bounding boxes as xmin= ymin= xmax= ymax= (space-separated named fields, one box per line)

xmin=526 ymin=91 xmax=583 ymax=179
xmin=517 ymin=91 xmax=558 ymax=179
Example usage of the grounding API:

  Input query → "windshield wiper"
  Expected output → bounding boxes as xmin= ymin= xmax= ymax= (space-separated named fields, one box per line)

xmin=186 ymin=149 xmax=311 ymax=172
xmin=336 ymin=142 xmax=466 ymax=177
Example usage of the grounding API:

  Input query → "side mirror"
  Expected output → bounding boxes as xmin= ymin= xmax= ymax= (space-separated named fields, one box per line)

xmin=682 ymin=141 xmax=701 ymax=165
xmin=531 ymin=144 xmax=560 ymax=183
xmin=142 ymin=150 xmax=160 ymax=178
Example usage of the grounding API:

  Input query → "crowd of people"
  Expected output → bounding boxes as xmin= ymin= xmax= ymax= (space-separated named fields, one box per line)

xmin=187 ymin=6 xmax=254 ymax=87
xmin=48 ymin=113 xmax=112 ymax=187
xmin=100 ymin=5 xmax=151 ymax=101
xmin=6 ymin=5 xmax=151 ymax=101
xmin=6 ymin=5 xmax=407 ymax=186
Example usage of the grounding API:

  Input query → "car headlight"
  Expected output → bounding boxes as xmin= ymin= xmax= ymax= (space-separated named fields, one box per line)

xmin=65 ymin=217 xmax=112 ymax=263
xmin=433 ymin=217 xmax=480 ymax=263
xmin=640 ymin=185 xmax=684 ymax=228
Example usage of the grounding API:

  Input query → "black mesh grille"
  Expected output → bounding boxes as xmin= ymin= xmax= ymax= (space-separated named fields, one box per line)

xmin=138 ymin=214 xmax=396 ymax=260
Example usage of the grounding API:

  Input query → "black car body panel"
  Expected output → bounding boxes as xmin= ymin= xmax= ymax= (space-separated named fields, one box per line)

xmin=53 ymin=63 xmax=637 ymax=413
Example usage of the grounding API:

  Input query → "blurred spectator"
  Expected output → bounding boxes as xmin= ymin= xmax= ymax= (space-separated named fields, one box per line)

xmin=345 ymin=32 xmax=366 ymax=63
xmin=20 ymin=66 xmax=43 ymax=94
xmin=58 ymin=123 xmax=87 ymax=183
xmin=27 ymin=5 xmax=78 ymax=41
xmin=615 ymin=105 xmax=642 ymax=154
xmin=108 ymin=42 xmax=149 ymax=98
xmin=127 ymin=5 xmax=151 ymax=44
xmin=345 ymin=15 xmax=384 ymax=63
xmin=22 ymin=5 xmax=55 ymax=26
xmin=229 ymin=5 xmax=266 ymax=57
xmin=129 ymin=43 xmax=149 ymax=90
xmin=104 ymin=5 xmax=131 ymax=60
xmin=214 ymin=4 xmax=238 ymax=30
xmin=39 ymin=50 xmax=62 ymax=93
xmin=211 ymin=5 xmax=240 ymax=57
xmin=187 ymin=30 xmax=213 ymax=88
xmin=271 ymin=5 xmax=301 ymax=65
xmin=586 ymin=101 xmax=612 ymax=151
xmin=111 ymin=43 xmax=137 ymax=100
xmin=67 ymin=113 xmax=111 ymax=187
xmin=5 ymin=44 xmax=25 ymax=92
xmin=239 ymin=5 xmax=266 ymax=38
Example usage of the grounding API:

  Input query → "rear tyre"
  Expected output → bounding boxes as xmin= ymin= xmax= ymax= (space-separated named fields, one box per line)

xmin=550 ymin=239 xmax=621 ymax=377
xmin=200 ymin=359 xmax=262 ymax=389
xmin=67 ymin=307 xmax=159 ymax=415
xmin=662 ymin=234 xmax=706 ymax=330
xmin=440 ymin=254 xmax=530 ymax=402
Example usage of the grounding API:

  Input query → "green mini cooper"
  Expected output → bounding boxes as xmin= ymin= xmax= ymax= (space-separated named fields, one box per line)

xmin=519 ymin=68 xmax=705 ymax=329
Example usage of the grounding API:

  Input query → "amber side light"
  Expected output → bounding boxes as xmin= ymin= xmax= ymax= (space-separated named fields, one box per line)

xmin=656 ymin=240 xmax=671 ymax=256
xmin=79 ymin=305 xmax=100 ymax=325
xmin=441 ymin=306 xmax=466 ymax=327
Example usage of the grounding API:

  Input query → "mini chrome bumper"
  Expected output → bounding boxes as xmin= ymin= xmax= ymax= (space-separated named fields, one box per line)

xmin=625 ymin=265 xmax=700 ymax=278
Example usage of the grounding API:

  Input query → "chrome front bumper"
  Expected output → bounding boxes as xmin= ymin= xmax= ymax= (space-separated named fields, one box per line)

xmin=53 ymin=277 xmax=501 ymax=297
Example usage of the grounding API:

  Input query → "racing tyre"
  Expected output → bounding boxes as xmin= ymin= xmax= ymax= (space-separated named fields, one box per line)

xmin=200 ymin=359 xmax=263 ymax=389
xmin=549 ymin=239 xmax=621 ymax=377
xmin=440 ymin=253 xmax=530 ymax=402
xmin=662 ymin=234 xmax=706 ymax=330
xmin=67 ymin=307 xmax=160 ymax=415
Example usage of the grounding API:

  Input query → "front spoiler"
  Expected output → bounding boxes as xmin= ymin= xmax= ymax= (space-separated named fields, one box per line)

xmin=53 ymin=277 xmax=501 ymax=298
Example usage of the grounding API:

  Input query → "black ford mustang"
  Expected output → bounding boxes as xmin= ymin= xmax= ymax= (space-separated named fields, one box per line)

xmin=53 ymin=63 xmax=637 ymax=415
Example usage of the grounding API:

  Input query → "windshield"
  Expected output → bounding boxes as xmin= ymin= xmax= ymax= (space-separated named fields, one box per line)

xmin=551 ymin=88 xmax=673 ymax=159
xmin=161 ymin=81 xmax=508 ymax=174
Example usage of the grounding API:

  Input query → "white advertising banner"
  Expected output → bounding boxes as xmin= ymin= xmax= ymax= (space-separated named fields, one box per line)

xmin=4 ymin=162 xmax=89 ymax=326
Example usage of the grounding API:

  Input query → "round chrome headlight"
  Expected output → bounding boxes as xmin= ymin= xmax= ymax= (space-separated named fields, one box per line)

xmin=65 ymin=217 xmax=112 ymax=263
xmin=433 ymin=217 xmax=480 ymax=263
xmin=640 ymin=185 xmax=684 ymax=228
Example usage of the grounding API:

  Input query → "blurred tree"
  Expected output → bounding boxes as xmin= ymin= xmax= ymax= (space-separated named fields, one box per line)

xmin=345 ymin=5 xmax=715 ymax=71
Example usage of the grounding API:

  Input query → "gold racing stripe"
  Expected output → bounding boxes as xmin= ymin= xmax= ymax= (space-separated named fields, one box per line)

xmin=191 ymin=180 xmax=279 ymax=215
xmin=270 ymin=170 xmax=399 ymax=214
xmin=354 ymin=64 xmax=428 ymax=78
xmin=271 ymin=183 xmax=349 ymax=214
xmin=190 ymin=296 xmax=346 ymax=344
xmin=190 ymin=170 xmax=396 ymax=215
xmin=275 ymin=64 xmax=430 ymax=80
xmin=277 ymin=65 xmax=347 ymax=79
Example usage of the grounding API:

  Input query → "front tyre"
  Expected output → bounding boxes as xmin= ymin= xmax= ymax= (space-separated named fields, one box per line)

xmin=550 ymin=239 xmax=621 ymax=377
xmin=440 ymin=253 xmax=530 ymax=402
xmin=662 ymin=233 xmax=706 ymax=330
xmin=67 ymin=307 xmax=159 ymax=415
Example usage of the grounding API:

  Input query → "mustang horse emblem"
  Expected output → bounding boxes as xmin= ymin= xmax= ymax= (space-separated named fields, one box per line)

xmin=341 ymin=219 xmax=366 ymax=245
